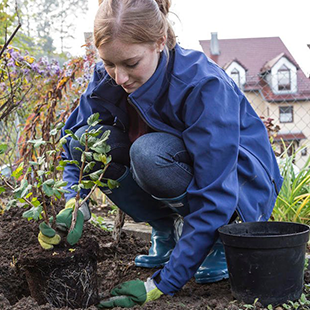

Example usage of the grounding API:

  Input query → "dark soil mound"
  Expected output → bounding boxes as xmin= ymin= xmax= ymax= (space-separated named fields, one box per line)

xmin=0 ymin=206 xmax=309 ymax=310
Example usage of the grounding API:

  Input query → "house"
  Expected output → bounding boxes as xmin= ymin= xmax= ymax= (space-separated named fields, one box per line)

xmin=200 ymin=33 xmax=310 ymax=168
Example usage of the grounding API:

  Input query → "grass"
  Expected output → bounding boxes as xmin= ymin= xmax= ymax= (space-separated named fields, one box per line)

xmin=272 ymin=144 xmax=310 ymax=225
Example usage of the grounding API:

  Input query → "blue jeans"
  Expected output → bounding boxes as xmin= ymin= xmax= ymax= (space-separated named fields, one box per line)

xmin=69 ymin=125 xmax=193 ymax=219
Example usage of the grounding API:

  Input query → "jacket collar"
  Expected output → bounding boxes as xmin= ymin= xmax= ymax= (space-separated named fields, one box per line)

xmin=129 ymin=50 xmax=170 ymax=106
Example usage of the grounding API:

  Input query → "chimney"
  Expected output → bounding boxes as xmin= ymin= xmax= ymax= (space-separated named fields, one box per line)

xmin=210 ymin=32 xmax=220 ymax=56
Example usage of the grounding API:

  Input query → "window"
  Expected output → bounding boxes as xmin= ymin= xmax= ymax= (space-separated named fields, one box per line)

xmin=231 ymin=68 xmax=240 ymax=87
xmin=277 ymin=65 xmax=291 ymax=90
xmin=301 ymin=147 xmax=307 ymax=156
xmin=279 ymin=106 xmax=293 ymax=123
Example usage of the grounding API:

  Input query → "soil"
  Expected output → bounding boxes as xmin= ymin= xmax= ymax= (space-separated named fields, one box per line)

xmin=0 ymin=206 xmax=309 ymax=310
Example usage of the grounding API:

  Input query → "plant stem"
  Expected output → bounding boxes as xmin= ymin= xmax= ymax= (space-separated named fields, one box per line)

xmin=50 ymin=135 xmax=58 ymax=224
xmin=112 ymin=209 xmax=125 ymax=245
xmin=69 ymin=162 xmax=110 ymax=233
xmin=70 ymin=132 xmax=89 ymax=231
xmin=0 ymin=24 xmax=21 ymax=58
xmin=32 ymin=153 xmax=49 ymax=225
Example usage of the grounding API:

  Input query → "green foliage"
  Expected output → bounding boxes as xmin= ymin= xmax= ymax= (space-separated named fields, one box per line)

xmin=90 ymin=214 xmax=113 ymax=232
xmin=0 ymin=123 xmax=68 ymax=222
xmin=63 ymin=113 xmax=118 ymax=200
xmin=272 ymin=144 xmax=310 ymax=224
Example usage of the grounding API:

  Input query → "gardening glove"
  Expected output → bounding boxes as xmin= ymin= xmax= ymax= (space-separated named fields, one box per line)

xmin=38 ymin=198 xmax=90 ymax=249
xmin=38 ymin=222 xmax=61 ymax=250
xmin=97 ymin=278 xmax=163 ymax=308
xmin=54 ymin=197 xmax=90 ymax=245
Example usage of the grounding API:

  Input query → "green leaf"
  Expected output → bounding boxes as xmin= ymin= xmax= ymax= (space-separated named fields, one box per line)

xmin=87 ymin=113 xmax=101 ymax=127
xmin=71 ymin=184 xmax=81 ymax=193
xmin=56 ymin=166 xmax=64 ymax=171
xmin=53 ymin=189 xmax=62 ymax=199
xmin=37 ymin=156 xmax=45 ymax=165
xmin=73 ymin=147 xmax=83 ymax=153
xmin=105 ymin=145 xmax=111 ymax=153
xmin=57 ymin=188 xmax=69 ymax=194
xmin=0 ymin=186 xmax=5 ymax=195
xmin=54 ymin=180 xmax=67 ymax=188
xmin=106 ymin=155 xmax=112 ymax=164
xmin=88 ymin=127 xmax=103 ymax=137
xmin=108 ymin=179 xmax=119 ymax=190
xmin=28 ymin=138 xmax=46 ymax=148
xmin=99 ymin=130 xmax=110 ymax=142
xmin=13 ymin=179 xmax=32 ymax=199
xmin=83 ymin=151 xmax=93 ymax=161
xmin=11 ymin=162 xmax=24 ymax=179
xmin=25 ymin=192 xmax=32 ymax=199
xmin=95 ymin=180 xmax=106 ymax=187
xmin=59 ymin=160 xmax=68 ymax=167
xmin=22 ymin=205 xmax=43 ymax=221
xmin=56 ymin=122 xmax=65 ymax=130
xmin=31 ymin=197 xmax=41 ymax=208
xmin=37 ymin=170 xmax=45 ymax=177
xmin=79 ymin=133 xmax=86 ymax=146
xmin=46 ymin=150 xmax=56 ymax=156
xmin=43 ymin=179 xmax=55 ymax=186
xmin=50 ymin=128 xmax=58 ymax=136
xmin=87 ymin=136 xmax=97 ymax=147
xmin=83 ymin=161 xmax=96 ymax=174
xmin=89 ymin=169 xmax=104 ymax=181
xmin=0 ymin=143 xmax=8 ymax=155
xmin=92 ymin=139 xmax=107 ymax=149
xmin=59 ymin=137 xmax=67 ymax=145
xmin=90 ymin=146 xmax=108 ymax=154
xmin=64 ymin=129 xmax=78 ymax=140
xmin=64 ymin=160 xmax=79 ymax=166
xmin=42 ymin=185 xmax=54 ymax=197
xmin=7 ymin=199 xmax=17 ymax=210
xmin=81 ymin=180 xmax=95 ymax=189
xmin=42 ymin=181 xmax=54 ymax=197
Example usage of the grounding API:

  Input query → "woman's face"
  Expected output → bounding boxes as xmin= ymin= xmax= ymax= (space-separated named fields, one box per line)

xmin=98 ymin=38 xmax=164 ymax=93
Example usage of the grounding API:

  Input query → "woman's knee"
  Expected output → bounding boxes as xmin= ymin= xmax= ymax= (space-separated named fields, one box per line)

xmin=130 ymin=133 xmax=193 ymax=197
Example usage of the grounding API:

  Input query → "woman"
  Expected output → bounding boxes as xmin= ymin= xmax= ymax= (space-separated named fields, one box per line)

xmin=39 ymin=0 xmax=283 ymax=307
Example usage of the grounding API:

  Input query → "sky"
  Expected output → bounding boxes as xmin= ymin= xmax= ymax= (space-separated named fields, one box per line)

xmin=71 ymin=0 xmax=310 ymax=76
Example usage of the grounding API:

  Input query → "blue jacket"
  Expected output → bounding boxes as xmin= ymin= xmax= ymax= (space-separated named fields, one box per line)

xmin=62 ymin=44 xmax=283 ymax=295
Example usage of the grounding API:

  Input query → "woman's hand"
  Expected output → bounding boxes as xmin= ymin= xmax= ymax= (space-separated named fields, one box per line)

xmin=97 ymin=278 xmax=163 ymax=308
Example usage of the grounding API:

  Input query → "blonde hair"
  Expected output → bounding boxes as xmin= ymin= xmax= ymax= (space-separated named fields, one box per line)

xmin=94 ymin=0 xmax=176 ymax=51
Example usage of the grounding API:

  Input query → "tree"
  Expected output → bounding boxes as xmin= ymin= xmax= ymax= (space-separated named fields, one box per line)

xmin=16 ymin=0 xmax=88 ymax=56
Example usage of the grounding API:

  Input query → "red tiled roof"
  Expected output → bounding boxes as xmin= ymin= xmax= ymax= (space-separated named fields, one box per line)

xmin=223 ymin=58 xmax=248 ymax=71
xmin=274 ymin=132 xmax=306 ymax=141
xmin=199 ymin=37 xmax=310 ymax=101
xmin=260 ymin=52 xmax=299 ymax=73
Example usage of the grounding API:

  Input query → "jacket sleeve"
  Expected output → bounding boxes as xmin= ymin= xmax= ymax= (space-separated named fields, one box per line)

xmin=153 ymin=76 xmax=241 ymax=295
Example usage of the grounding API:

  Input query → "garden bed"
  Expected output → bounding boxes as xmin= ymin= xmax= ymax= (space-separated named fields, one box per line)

xmin=0 ymin=206 xmax=309 ymax=310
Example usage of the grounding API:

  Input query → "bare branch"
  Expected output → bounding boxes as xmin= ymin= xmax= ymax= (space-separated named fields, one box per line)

xmin=0 ymin=24 xmax=22 ymax=58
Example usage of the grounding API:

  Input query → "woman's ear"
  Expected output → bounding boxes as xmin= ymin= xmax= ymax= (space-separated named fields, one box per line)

xmin=157 ymin=36 xmax=167 ymax=52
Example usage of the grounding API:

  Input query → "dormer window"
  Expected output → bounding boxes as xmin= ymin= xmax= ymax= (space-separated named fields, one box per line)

xmin=277 ymin=65 xmax=291 ymax=91
xmin=224 ymin=60 xmax=246 ymax=88
xmin=262 ymin=55 xmax=297 ymax=94
xmin=231 ymin=68 xmax=240 ymax=87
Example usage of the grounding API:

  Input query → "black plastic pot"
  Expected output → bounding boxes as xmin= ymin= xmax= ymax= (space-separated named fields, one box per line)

xmin=218 ymin=221 xmax=309 ymax=306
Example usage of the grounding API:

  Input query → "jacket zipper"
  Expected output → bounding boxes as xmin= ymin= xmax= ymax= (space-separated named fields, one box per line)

xmin=127 ymin=96 xmax=161 ymax=132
